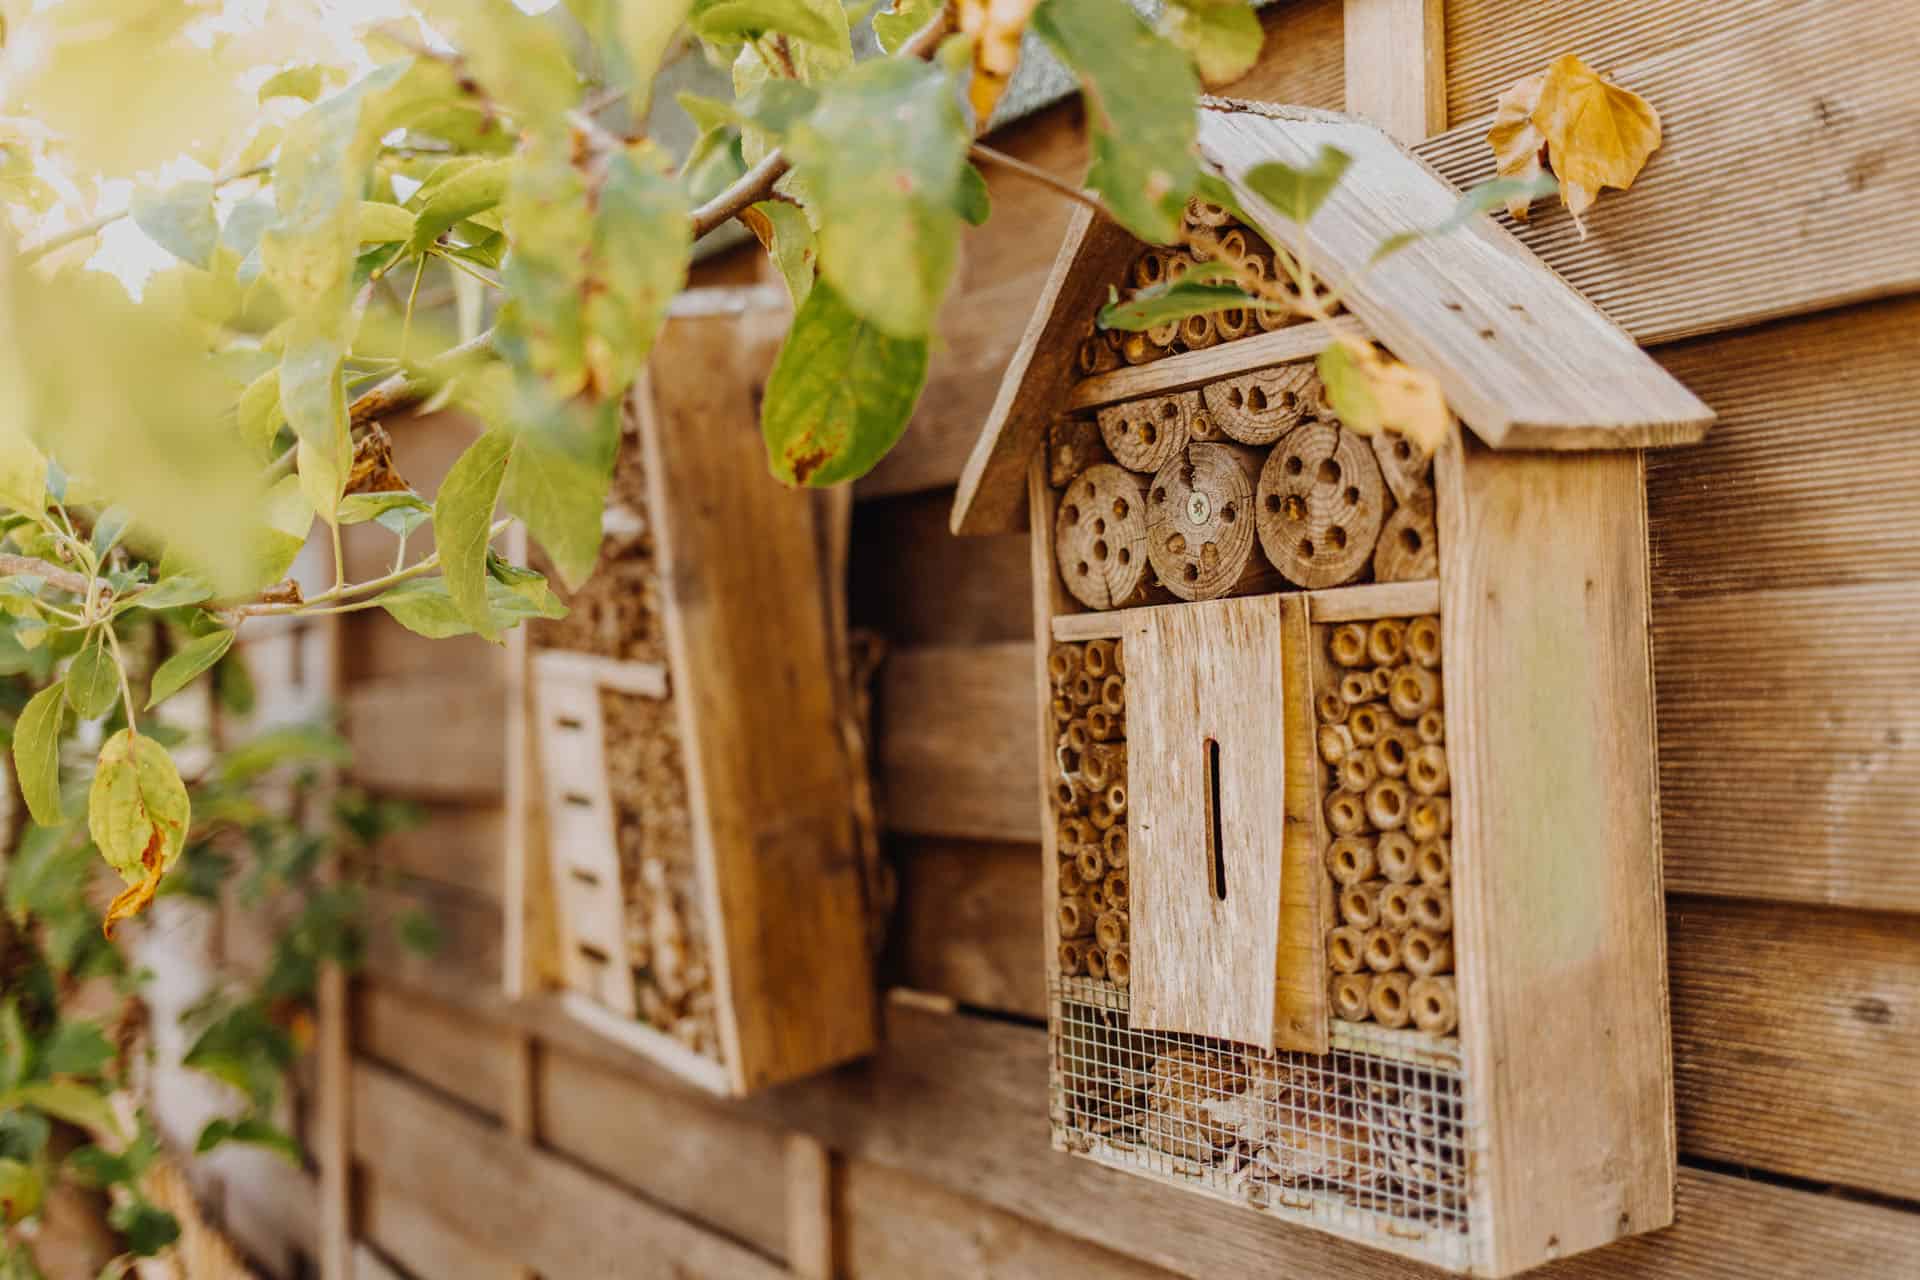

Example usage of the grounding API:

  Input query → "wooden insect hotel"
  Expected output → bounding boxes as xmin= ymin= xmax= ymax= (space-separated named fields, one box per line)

xmin=504 ymin=294 xmax=881 ymax=1096
xmin=950 ymin=103 xmax=1715 ymax=1275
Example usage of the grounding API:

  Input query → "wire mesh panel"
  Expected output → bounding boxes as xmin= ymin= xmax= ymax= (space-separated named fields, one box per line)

xmin=1051 ymin=977 xmax=1482 ymax=1271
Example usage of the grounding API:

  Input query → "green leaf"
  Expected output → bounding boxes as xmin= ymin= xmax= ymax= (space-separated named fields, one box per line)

xmin=786 ymin=56 xmax=968 ymax=337
xmin=236 ymin=366 xmax=283 ymax=459
xmin=89 ymin=508 xmax=131 ymax=558
xmin=432 ymin=429 xmax=514 ymax=643
xmin=1098 ymin=277 xmax=1277 ymax=331
xmin=1033 ymin=0 xmax=1201 ymax=244
xmin=0 ymin=422 xmax=46 ymax=514
xmin=499 ymin=403 xmax=618 ymax=591
xmin=426 ymin=0 xmax=580 ymax=123
xmin=733 ymin=79 xmax=820 ymax=136
xmin=607 ymin=1 xmax=696 ymax=111
xmin=873 ymin=0 xmax=940 ymax=53
xmin=217 ymin=723 xmax=349 ymax=785
xmin=1160 ymin=1 xmax=1264 ymax=86
xmin=407 ymin=157 xmax=512 ymax=255
xmin=146 ymin=629 xmax=235 ymax=710
xmin=762 ymin=278 xmax=929 ymax=486
xmin=0 ymin=1158 xmax=42 ymax=1225
xmin=182 ymin=1004 xmax=293 ymax=1106
xmin=195 ymin=1116 xmax=302 ymax=1166
xmin=1370 ymin=172 xmax=1561 ymax=262
xmin=693 ymin=0 xmax=844 ymax=47
xmin=396 ymin=907 xmax=442 ymax=956
xmin=354 ymin=200 xmax=416 ymax=244
xmin=1244 ymin=145 xmax=1353 ymax=225
xmin=260 ymin=65 xmax=330 ymax=103
xmin=128 ymin=575 xmax=213 ymax=611
xmin=109 ymin=1199 xmax=179 ymax=1257
xmin=38 ymin=1022 xmax=113 ymax=1078
xmin=337 ymin=490 xmax=430 ymax=530
xmin=373 ymin=573 xmax=566 ymax=640
xmin=13 ymin=682 xmax=66 ymax=825
xmin=131 ymin=181 xmax=219 ymax=270
xmin=0 ymin=1006 xmax=29 ymax=1095
xmin=64 ymin=633 xmax=120 ymax=720
xmin=1 ymin=1082 xmax=120 ymax=1140
xmin=585 ymin=148 xmax=691 ymax=397
xmin=675 ymin=90 xmax=735 ymax=136
xmin=744 ymin=199 xmax=815 ymax=307
xmin=954 ymin=163 xmax=992 ymax=227
xmin=87 ymin=729 xmax=190 ymax=918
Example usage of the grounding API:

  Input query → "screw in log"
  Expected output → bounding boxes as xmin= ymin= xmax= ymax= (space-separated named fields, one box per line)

xmin=1374 ymin=492 xmax=1440 ymax=583
xmin=1331 ymin=972 xmax=1374 ymax=1022
xmin=1255 ymin=420 xmax=1389 ymax=590
xmin=1145 ymin=441 xmax=1270 ymax=602
xmin=1370 ymin=973 xmax=1415 ymax=1029
xmin=1376 ymin=831 xmax=1418 ymax=883
xmin=1409 ymin=975 xmax=1457 ymax=1035
xmin=1097 ymin=391 xmax=1197 ymax=475
xmin=1415 ymin=837 xmax=1450 ymax=887
xmin=1403 ymin=927 xmax=1453 ymax=978
xmin=1202 ymin=364 xmax=1325 ymax=446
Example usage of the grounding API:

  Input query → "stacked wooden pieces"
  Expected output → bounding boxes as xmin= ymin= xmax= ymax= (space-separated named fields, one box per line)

xmin=1048 ymin=638 xmax=1131 ymax=988
xmin=1315 ymin=616 xmax=1456 ymax=1037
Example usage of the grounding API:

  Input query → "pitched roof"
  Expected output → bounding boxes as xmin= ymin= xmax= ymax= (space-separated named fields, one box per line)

xmin=951 ymin=101 xmax=1715 ymax=536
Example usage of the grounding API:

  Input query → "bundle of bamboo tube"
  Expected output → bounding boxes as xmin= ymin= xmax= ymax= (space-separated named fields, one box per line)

xmin=1050 ymin=639 xmax=1130 ymax=986
xmin=1318 ymin=615 xmax=1457 ymax=1037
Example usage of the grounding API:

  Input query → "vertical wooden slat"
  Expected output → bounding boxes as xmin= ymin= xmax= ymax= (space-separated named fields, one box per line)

xmin=785 ymin=1135 xmax=836 ymax=1280
xmin=1343 ymin=0 xmax=1448 ymax=142
xmin=313 ymin=615 xmax=354 ymax=1280
xmin=507 ymin=1032 xmax=539 ymax=1280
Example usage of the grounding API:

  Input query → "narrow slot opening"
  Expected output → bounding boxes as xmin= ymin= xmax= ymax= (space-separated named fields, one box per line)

xmin=577 ymin=942 xmax=611 ymax=965
xmin=556 ymin=715 xmax=585 ymax=731
xmin=562 ymin=792 xmax=595 ymax=808
xmin=569 ymin=866 xmax=600 ymax=887
xmin=1205 ymin=737 xmax=1227 ymax=902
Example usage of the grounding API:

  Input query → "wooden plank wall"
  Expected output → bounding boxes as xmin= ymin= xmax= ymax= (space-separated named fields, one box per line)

xmin=269 ymin=1 xmax=1920 ymax=1275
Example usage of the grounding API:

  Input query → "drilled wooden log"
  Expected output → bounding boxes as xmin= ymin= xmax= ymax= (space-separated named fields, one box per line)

xmin=1374 ymin=491 xmax=1439 ymax=583
xmin=1369 ymin=972 xmax=1414 ymax=1029
xmin=1415 ymin=837 xmax=1450 ymax=887
xmin=1097 ymin=391 xmax=1197 ymax=474
xmin=1408 ymin=743 xmax=1449 ymax=796
xmin=1405 ymin=613 xmax=1442 ymax=668
xmin=1326 ymin=835 xmax=1377 ymax=886
xmin=1185 ymin=402 xmax=1223 ymax=442
xmin=1376 ymin=831 xmax=1417 ymax=884
xmin=1409 ymin=975 xmax=1457 ymax=1036
xmin=1055 ymin=465 xmax=1156 ymax=611
xmin=1327 ymin=925 xmax=1366 ymax=974
xmin=1145 ymin=442 xmax=1268 ymax=602
xmin=1331 ymin=972 xmax=1374 ymax=1022
xmin=1371 ymin=430 xmax=1432 ymax=505
xmin=1201 ymin=365 xmax=1324 ymax=445
xmin=1048 ymin=417 xmax=1109 ymax=488
xmin=1403 ymin=926 xmax=1453 ymax=977
xmin=1256 ymin=420 xmax=1389 ymax=589
xmin=1363 ymin=926 xmax=1403 ymax=974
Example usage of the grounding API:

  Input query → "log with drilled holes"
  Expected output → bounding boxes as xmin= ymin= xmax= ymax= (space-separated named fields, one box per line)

xmin=1256 ymin=419 xmax=1391 ymax=589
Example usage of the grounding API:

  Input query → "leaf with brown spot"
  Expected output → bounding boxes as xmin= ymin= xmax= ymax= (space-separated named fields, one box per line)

xmin=343 ymin=423 xmax=410 ymax=495
xmin=87 ymin=728 xmax=190 ymax=937
xmin=1316 ymin=338 xmax=1452 ymax=457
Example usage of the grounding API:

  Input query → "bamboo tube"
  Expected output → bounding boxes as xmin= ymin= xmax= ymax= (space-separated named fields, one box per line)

xmin=1058 ymin=939 xmax=1085 ymax=976
xmin=1111 ymin=638 xmax=1124 ymax=675
xmin=1216 ymin=227 xmax=1251 ymax=265
xmin=1348 ymin=704 xmax=1385 ymax=746
xmin=1058 ymin=815 xmax=1095 ymax=850
xmin=1370 ymin=973 xmax=1414 ymax=1029
xmin=1407 ymin=614 xmax=1442 ymax=668
xmin=1256 ymin=420 xmax=1390 ymax=589
xmin=1096 ymin=909 xmax=1128 ymax=952
xmin=1366 ymin=618 xmax=1408 ymax=667
xmin=1082 ymin=742 xmax=1126 ymax=790
xmin=1054 ymin=695 xmax=1079 ymax=726
xmin=1103 ymin=824 xmax=1127 ymax=868
xmin=1339 ymin=880 xmax=1385 ymax=929
xmin=1374 ymin=730 xmax=1413 ymax=779
xmin=1366 ymin=779 xmax=1411 ymax=831
xmin=1369 ymin=665 xmax=1395 ymax=697
xmin=1415 ymin=838 xmax=1451 ymax=887
xmin=1056 ymin=463 xmax=1161 ymax=612
xmin=1316 ymin=690 xmax=1350 ymax=725
xmin=1326 ymin=790 xmax=1367 ymax=835
xmin=1047 ymin=642 xmax=1083 ymax=688
xmin=1066 ymin=718 xmax=1092 ymax=753
xmin=1076 ymin=335 xmax=1122 ymax=377
xmin=1370 ymin=429 xmax=1432 ymax=505
xmin=1130 ymin=249 xmax=1169 ymax=290
xmin=1376 ymin=831 xmax=1417 ymax=883
xmin=1107 ymin=946 xmax=1130 ymax=988
xmin=1410 ymin=975 xmax=1457 ymax=1035
xmin=1390 ymin=664 xmax=1442 ymax=720
xmin=1213 ymin=307 xmax=1254 ymax=342
xmin=1339 ymin=750 xmax=1379 ymax=793
xmin=1403 ymin=927 xmax=1453 ymax=977
xmin=1362 ymin=926 xmax=1403 ymax=973
xmin=1070 ymin=672 xmax=1098 ymax=706
xmin=1059 ymin=895 xmax=1095 ymax=938
xmin=1185 ymin=197 xmax=1231 ymax=229
xmin=1339 ymin=671 xmax=1373 ymax=705
xmin=1331 ymin=972 xmax=1374 ymax=1023
xmin=1165 ymin=250 xmax=1198 ymax=282
xmin=1085 ymin=945 xmax=1108 ymax=980
xmin=1380 ymin=883 xmax=1416 ymax=932
xmin=1120 ymin=331 xmax=1162 ymax=366
xmin=1409 ymin=884 xmax=1453 ymax=932
xmin=1328 ymin=925 xmax=1366 ymax=974
xmin=1053 ymin=777 xmax=1085 ymax=812
xmin=1375 ymin=495 xmax=1440 ymax=582
xmin=1416 ymin=709 xmax=1446 ymax=745
xmin=1326 ymin=835 xmax=1377 ymax=885
xmin=1146 ymin=442 xmax=1270 ymax=601
xmin=1098 ymin=391 xmax=1194 ymax=474
xmin=1085 ymin=880 xmax=1108 ymax=912
xmin=1099 ymin=674 xmax=1125 ymax=714
xmin=1179 ymin=311 xmax=1221 ymax=351
xmin=1105 ymin=783 xmax=1126 ymax=817
xmin=1088 ymin=796 xmax=1117 ymax=831
xmin=1049 ymin=418 xmax=1108 ymax=491
xmin=1254 ymin=301 xmax=1292 ymax=331
xmin=1086 ymin=705 xmax=1121 ymax=742
xmin=1076 ymin=846 xmax=1105 ymax=885
xmin=1329 ymin=622 xmax=1369 ymax=668
xmin=1408 ymin=743 xmax=1449 ymax=796
xmin=1104 ymin=327 xmax=1126 ymax=353
xmin=1103 ymin=871 xmax=1128 ymax=909
xmin=1409 ymin=795 xmax=1452 ymax=842
xmin=1146 ymin=320 xmax=1181 ymax=349
xmin=1317 ymin=722 xmax=1356 ymax=765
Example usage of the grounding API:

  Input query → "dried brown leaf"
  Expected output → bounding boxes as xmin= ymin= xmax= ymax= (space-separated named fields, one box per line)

xmin=960 ymin=0 xmax=1041 ymax=121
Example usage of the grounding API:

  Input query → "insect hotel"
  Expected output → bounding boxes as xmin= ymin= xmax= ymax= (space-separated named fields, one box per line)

xmin=950 ymin=103 xmax=1715 ymax=1275
xmin=503 ymin=296 xmax=880 ymax=1096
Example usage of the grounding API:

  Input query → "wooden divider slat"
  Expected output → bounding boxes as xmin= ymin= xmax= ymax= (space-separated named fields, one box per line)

xmin=344 ymin=674 xmax=506 ymax=801
xmin=359 ymin=1177 xmax=507 ymax=1279
xmin=876 ymin=643 xmax=1040 ymax=841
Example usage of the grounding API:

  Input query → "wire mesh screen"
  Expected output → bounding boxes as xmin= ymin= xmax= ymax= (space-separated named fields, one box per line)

xmin=1051 ymin=976 xmax=1479 ymax=1267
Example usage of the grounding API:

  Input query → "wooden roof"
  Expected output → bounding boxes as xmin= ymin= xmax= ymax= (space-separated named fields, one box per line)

xmin=951 ymin=101 xmax=1715 ymax=537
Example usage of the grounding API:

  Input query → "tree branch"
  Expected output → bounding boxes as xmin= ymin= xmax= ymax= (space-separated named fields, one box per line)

xmin=0 ymin=553 xmax=94 ymax=597
xmin=969 ymin=143 xmax=1111 ymax=220
xmin=18 ymin=164 xmax=272 ymax=266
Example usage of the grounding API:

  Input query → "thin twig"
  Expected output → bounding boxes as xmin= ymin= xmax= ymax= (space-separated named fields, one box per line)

xmin=0 ymin=553 xmax=95 ymax=597
xmin=970 ymin=143 xmax=1111 ymax=220
xmin=18 ymin=164 xmax=272 ymax=265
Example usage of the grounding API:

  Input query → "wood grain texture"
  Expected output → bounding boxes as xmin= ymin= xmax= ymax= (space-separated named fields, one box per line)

xmin=877 ymin=642 xmax=1040 ymax=841
xmin=1418 ymin=0 xmax=1920 ymax=344
xmin=888 ymin=838 xmax=1049 ymax=1017
xmin=351 ymin=1062 xmax=787 ymax=1280
xmin=1201 ymin=107 xmax=1715 ymax=450
xmin=360 ymin=1178 xmax=507 ymax=1280
xmin=1126 ymin=597 xmax=1294 ymax=1046
xmin=1067 ymin=320 xmax=1353 ymax=412
xmin=1343 ymin=0 xmax=1446 ymax=142
xmin=372 ymin=804 xmax=506 ymax=903
xmin=355 ymin=981 xmax=516 ymax=1121
xmin=850 ymin=491 xmax=1033 ymax=646
xmin=785 ymin=1135 xmax=835 ymax=1280
xmin=1434 ymin=445 xmax=1674 ymax=1272
xmin=638 ymin=304 xmax=877 ymax=1091
xmin=344 ymin=673 xmax=506 ymax=800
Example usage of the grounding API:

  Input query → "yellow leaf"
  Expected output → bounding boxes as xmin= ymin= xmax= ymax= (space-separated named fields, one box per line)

xmin=960 ymin=0 xmax=1041 ymax=121
xmin=1317 ymin=338 xmax=1452 ymax=457
xmin=1532 ymin=53 xmax=1661 ymax=195
xmin=1486 ymin=72 xmax=1546 ymax=221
